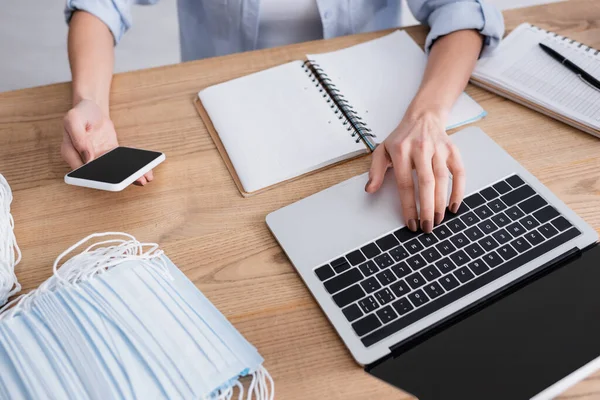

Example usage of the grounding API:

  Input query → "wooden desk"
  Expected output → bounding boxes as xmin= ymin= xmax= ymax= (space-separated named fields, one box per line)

xmin=1 ymin=0 xmax=599 ymax=398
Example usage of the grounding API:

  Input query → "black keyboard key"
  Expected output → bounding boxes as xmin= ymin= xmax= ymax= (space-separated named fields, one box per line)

xmin=424 ymin=281 xmax=445 ymax=299
xmin=392 ymin=297 xmax=414 ymax=316
xmin=346 ymin=250 xmax=366 ymax=266
xmin=376 ymin=269 xmax=397 ymax=286
xmin=376 ymin=234 xmax=400 ymax=252
xmin=506 ymin=175 xmax=525 ymax=188
xmin=491 ymin=212 xmax=511 ymax=227
xmin=330 ymin=257 xmax=346 ymax=268
xmin=352 ymin=314 xmax=382 ymax=336
xmin=408 ymin=289 xmax=429 ymax=307
xmin=464 ymin=242 xmax=485 ymax=259
xmin=405 ymin=238 xmax=424 ymax=254
xmin=360 ymin=227 xmax=582 ymax=347
xmin=450 ymin=250 xmax=470 ymax=266
xmin=444 ymin=202 xmax=470 ymax=221
xmin=421 ymin=265 xmax=442 ymax=281
xmin=433 ymin=225 xmax=452 ymax=240
xmin=324 ymin=268 xmax=363 ymax=294
xmin=374 ymin=288 xmax=395 ymax=305
xmin=501 ymin=184 xmax=535 ymax=206
xmin=479 ymin=236 xmax=500 ymax=252
xmin=331 ymin=260 xmax=351 ymax=273
xmin=448 ymin=218 xmax=467 ymax=233
xmin=422 ymin=247 xmax=442 ymax=263
xmin=389 ymin=246 xmax=409 ymax=262
xmin=497 ymin=244 xmax=518 ymax=261
xmin=455 ymin=267 xmax=475 ymax=283
xmin=358 ymin=260 xmax=379 ymax=277
xmin=360 ymin=277 xmax=382 ymax=294
xmin=439 ymin=274 xmax=460 ymax=291
xmin=361 ymin=243 xmax=381 ymax=259
xmin=482 ymin=251 xmax=503 ymax=268
xmin=524 ymin=230 xmax=544 ymax=246
xmin=418 ymin=233 xmax=438 ymax=248
xmin=435 ymin=258 xmax=457 ymax=274
xmin=468 ymin=259 xmax=489 ymax=276
xmin=473 ymin=205 xmax=493 ymax=220
xmin=464 ymin=193 xmax=486 ymax=209
xmin=391 ymin=262 xmax=412 ymax=279
xmin=492 ymin=229 xmax=512 ymax=244
xmin=358 ymin=296 xmax=379 ymax=313
xmin=478 ymin=219 xmax=498 ymax=235
xmin=407 ymin=254 xmax=427 ymax=270
xmin=315 ymin=265 xmax=335 ymax=281
xmin=450 ymin=232 xmax=469 ymax=249
xmin=539 ymin=223 xmax=559 ymax=239
xmin=374 ymin=253 xmax=394 ymax=269
xmin=406 ymin=272 xmax=427 ymax=289
xmin=390 ymin=280 xmax=411 ymax=298
xmin=436 ymin=240 xmax=456 ymax=256
xmin=488 ymin=198 xmax=507 ymax=213
xmin=534 ymin=206 xmax=560 ymax=224
xmin=460 ymin=211 xmax=480 ymax=226
xmin=506 ymin=206 xmax=525 ymax=221
xmin=342 ymin=304 xmax=363 ymax=322
xmin=377 ymin=306 xmax=398 ymax=324
xmin=519 ymin=195 xmax=548 ymax=214
xmin=552 ymin=216 xmax=572 ymax=232
xmin=511 ymin=237 xmax=532 ymax=253
xmin=464 ymin=226 xmax=484 ymax=241
xmin=520 ymin=215 xmax=540 ymax=231
xmin=333 ymin=284 xmax=365 ymax=308
xmin=506 ymin=221 xmax=526 ymax=237
xmin=394 ymin=227 xmax=419 ymax=243
xmin=493 ymin=180 xmax=512 ymax=194
xmin=480 ymin=187 xmax=500 ymax=201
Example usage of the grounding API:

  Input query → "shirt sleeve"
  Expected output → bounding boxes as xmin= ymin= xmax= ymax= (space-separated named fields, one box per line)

xmin=64 ymin=0 xmax=134 ymax=45
xmin=406 ymin=0 xmax=505 ymax=56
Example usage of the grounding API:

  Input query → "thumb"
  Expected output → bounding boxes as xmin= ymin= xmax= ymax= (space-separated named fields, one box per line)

xmin=64 ymin=108 xmax=94 ymax=163
xmin=365 ymin=144 xmax=390 ymax=193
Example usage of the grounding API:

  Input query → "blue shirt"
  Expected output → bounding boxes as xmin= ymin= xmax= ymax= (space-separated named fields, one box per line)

xmin=65 ymin=0 xmax=504 ymax=62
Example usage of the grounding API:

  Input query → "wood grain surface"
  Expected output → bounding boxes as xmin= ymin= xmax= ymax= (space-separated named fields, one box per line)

xmin=1 ymin=1 xmax=599 ymax=398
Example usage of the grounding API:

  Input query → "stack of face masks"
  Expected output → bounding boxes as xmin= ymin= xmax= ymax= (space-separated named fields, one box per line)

xmin=0 ymin=174 xmax=21 ymax=306
xmin=0 ymin=232 xmax=274 ymax=400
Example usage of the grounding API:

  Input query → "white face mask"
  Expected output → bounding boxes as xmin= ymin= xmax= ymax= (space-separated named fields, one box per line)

xmin=0 ymin=233 xmax=274 ymax=400
xmin=0 ymin=174 xmax=21 ymax=306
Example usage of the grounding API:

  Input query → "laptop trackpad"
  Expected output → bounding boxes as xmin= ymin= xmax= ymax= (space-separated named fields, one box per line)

xmin=366 ymin=244 xmax=600 ymax=400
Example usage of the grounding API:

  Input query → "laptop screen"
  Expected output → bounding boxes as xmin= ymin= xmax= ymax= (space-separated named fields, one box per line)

xmin=366 ymin=244 xmax=600 ymax=400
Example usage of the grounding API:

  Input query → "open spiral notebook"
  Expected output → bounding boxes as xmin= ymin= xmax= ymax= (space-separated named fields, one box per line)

xmin=472 ymin=23 xmax=600 ymax=139
xmin=196 ymin=31 xmax=486 ymax=196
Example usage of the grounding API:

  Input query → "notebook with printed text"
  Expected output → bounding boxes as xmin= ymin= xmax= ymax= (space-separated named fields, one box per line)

xmin=197 ymin=30 xmax=486 ymax=196
xmin=472 ymin=23 xmax=600 ymax=139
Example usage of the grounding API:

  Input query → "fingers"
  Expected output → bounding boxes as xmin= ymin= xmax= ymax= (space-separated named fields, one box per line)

xmin=365 ymin=145 xmax=390 ymax=193
xmin=433 ymin=152 xmax=450 ymax=225
xmin=391 ymin=144 xmax=419 ymax=232
xmin=63 ymin=109 xmax=93 ymax=162
xmin=447 ymin=144 xmax=466 ymax=213
xmin=145 ymin=170 xmax=154 ymax=183
xmin=60 ymin=140 xmax=84 ymax=170
xmin=414 ymin=146 xmax=435 ymax=233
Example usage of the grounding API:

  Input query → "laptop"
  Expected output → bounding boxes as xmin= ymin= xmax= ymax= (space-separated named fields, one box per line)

xmin=267 ymin=127 xmax=600 ymax=399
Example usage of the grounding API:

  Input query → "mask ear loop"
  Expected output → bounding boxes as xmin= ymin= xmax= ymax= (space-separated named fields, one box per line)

xmin=0 ymin=174 xmax=21 ymax=306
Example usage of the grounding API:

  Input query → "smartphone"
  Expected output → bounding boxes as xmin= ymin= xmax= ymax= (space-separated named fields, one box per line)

xmin=64 ymin=147 xmax=166 ymax=191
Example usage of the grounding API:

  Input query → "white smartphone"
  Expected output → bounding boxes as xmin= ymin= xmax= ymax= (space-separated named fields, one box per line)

xmin=64 ymin=147 xmax=166 ymax=191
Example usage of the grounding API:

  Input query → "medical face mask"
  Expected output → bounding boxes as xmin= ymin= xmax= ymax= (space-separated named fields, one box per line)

xmin=0 ymin=232 xmax=274 ymax=400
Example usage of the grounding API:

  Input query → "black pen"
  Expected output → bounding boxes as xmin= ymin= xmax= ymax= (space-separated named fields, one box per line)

xmin=539 ymin=42 xmax=600 ymax=91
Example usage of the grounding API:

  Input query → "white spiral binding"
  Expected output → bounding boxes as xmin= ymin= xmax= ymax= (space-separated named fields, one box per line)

xmin=0 ymin=174 xmax=21 ymax=306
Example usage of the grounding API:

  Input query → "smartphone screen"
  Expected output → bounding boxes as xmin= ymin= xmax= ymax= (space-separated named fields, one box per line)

xmin=67 ymin=147 xmax=163 ymax=184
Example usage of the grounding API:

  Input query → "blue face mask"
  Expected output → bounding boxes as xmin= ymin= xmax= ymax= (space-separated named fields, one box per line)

xmin=0 ymin=233 xmax=274 ymax=400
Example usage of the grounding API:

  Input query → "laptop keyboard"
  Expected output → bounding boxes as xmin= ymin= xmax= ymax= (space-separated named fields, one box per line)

xmin=314 ymin=175 xmax=582 ymax=347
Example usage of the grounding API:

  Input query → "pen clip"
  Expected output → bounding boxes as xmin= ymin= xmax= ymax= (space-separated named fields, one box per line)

xmin=578 ymin=74 xmax=600 ymax=92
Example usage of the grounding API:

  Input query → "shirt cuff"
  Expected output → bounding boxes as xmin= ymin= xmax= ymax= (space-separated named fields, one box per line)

xmin=425 ymin=1 xmax=505 ymax=57
xmin=65 ymin=0 xmax=130 ymax=45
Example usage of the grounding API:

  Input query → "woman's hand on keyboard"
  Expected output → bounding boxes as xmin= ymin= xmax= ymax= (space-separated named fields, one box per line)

xmin=62 ymin=99 xmax=154 ymax=186
xmin=365 ymin=110 xmax=465 ymax=234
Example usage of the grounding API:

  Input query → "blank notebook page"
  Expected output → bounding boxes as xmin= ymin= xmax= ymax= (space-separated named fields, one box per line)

xmin=307 ymin=30 xmax=486 ymax=144
xmin=474 ymin=23 xmax=600 ymax=129
xmin=199 ymin=60 xmax=366 ymax=193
